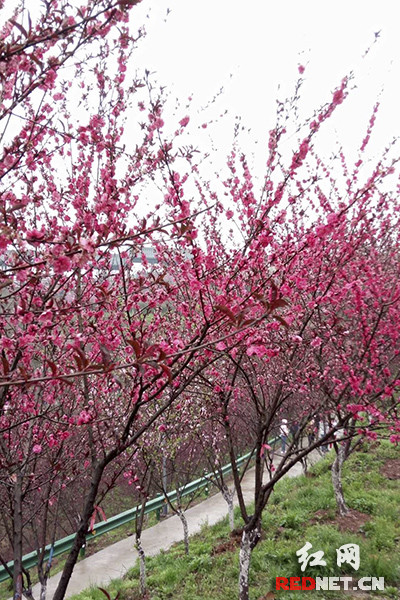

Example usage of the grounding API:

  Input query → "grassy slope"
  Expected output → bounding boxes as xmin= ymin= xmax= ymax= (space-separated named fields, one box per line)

xmin=69 ymin=441 xmax=400 ymax=600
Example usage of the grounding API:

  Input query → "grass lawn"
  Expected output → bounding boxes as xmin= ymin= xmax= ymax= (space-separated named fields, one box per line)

xmin=68 ymin=441 xmax=400 ymax=600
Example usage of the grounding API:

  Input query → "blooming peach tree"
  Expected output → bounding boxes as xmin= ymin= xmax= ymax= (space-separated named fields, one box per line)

xmin=188 ymin=82 xmax=400 ymax=600
xmin=1 ymin=4 xmax=400 ymax=600
xmin=0 ymin=3 xmax=288 ymax=599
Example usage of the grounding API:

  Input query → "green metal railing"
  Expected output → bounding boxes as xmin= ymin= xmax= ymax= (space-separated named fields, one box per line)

xmin=0 ymin=442 xmax=278 ymax=583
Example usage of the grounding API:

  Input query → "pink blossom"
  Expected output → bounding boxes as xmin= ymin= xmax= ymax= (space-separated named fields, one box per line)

xmin=332 ymin=88 xmax=344 ymax=106
xmin=39 ymin=310 xmax=52 ymax=324
xmin=26 ymin=229 xmax=45 ymax=243
xmin=53 ymin=255 xmax=72 ymax=274
xmin=260 ymin=443 xmax=272 ymax=457
xmin=299 ymin=139 xmax=309 ymax=160
xmin=327 ymin=213 xmax=338 ymax=225
xmin=310 ymin=337 xmax=322 ymax=348
xmin=247 ymin=344 xmax=268 ymax=358
xmin=32 ymin=444 xmax=42 ymax=454
xmin=346 ymin=404 xmax=364 ymax=415
xmin=79 ymin=236 xmax=96 ymax=252
xmin=179 ymin=116 xmax=190 ymax=127
xmin=77 ymin=410 xmax=92 ymax=425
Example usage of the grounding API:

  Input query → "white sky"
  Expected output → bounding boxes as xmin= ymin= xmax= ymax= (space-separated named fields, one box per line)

xmin=131 ymin=0 xmax=400 ymax=166
xmin=1 ymin=0 xmax=400 ymax=204
xmin=2 ymin=0 xmax=399 ymax=161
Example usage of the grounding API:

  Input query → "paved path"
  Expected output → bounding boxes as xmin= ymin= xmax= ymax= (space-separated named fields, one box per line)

xmin=25 ymin=454 xmax=318 ymax=599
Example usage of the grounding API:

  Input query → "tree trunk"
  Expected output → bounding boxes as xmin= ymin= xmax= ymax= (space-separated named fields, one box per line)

xmin=222 ymin=485 xmax=235 ymax=531
xmin=238 ymin=524 xmax=261 ymax=600
xmin=13 ymin=471 xmax=23 ymax=600
xmin=22 ymin=583 xmax=34 ymax=600
xmin=39 ymin=582 xmax=47 ymax=600
xmin=135 ymin=535 xmax=146 ymax=595
xmin=52 ymin=463 xmax=104 ymax=600
xmin=332 ymin=445 xmax=349 ymax=516
xmin=177 ymin=509 xmax=189 ymax=555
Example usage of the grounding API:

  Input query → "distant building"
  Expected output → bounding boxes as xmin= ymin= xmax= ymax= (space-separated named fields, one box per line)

xmin=110 ymin=247 xmax=158 ymax=272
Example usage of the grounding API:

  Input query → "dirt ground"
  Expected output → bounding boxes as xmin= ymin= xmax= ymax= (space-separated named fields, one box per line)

xmin=381 ymin=458 xmax=400 ymax=480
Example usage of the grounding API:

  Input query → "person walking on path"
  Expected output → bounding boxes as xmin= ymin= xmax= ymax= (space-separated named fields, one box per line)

xmin=280 ymin=418 xmax=289 ymax=453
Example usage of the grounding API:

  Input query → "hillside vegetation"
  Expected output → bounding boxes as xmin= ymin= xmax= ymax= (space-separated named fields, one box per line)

xmin=69 ymin=441 xmax=400 ymax=600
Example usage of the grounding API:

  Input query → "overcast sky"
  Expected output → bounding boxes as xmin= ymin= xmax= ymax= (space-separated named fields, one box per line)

xmin=131 ymin=0 xmax=400 ymax=165
xmin=2 ymin=0 xmax=399 ymax=189
xmin=2 ymin=1 xmax=399 ymax=158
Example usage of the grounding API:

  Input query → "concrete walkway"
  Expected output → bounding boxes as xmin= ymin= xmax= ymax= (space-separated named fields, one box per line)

xmin=26 ymin=454 xmax=317 ymax=599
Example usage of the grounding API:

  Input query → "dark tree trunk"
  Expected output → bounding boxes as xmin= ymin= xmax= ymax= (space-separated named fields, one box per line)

xmin=52 ymin=463 xmax=104 ymax=600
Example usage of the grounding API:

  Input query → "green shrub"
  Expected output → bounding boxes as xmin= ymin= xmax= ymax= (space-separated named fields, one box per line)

xmin=349 ymin=496 xmax=376 ymax=515
xmin=363 ymin=517 xmax=398 ymax=551
xmin=362 ymin=552 xmax=400 ymax=584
